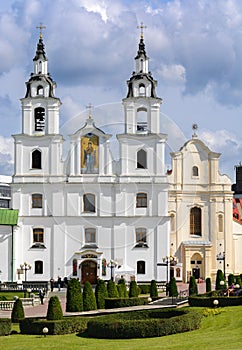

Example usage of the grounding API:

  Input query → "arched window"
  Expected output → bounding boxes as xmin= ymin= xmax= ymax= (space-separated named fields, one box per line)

xmin=33 ymin=228 xmax=44 ymax=243
xmin=32 ymin=149 xmax=41 ymax=169
xmin=190 ymin=207 xmax=202 ymax=236
xmin=137 ymin=260 xmax=145 ymax=274
xmin=137 ymin=149 xmax=147 ymax=168
xmin=34 ymin=107 xmax=45 ymax=131
xmin=192 ymin=166 xmax=199 ymax=177
xmin=73 ymin=259 xmax=77 ymax=276
xmin=176 ymin=268 xmax=181 ymax=278
xmin=37 ymin=85 xmax=44 ymax=95
xmin=35 ymin=260 xmax=43 ymax=274
xmin=135 ymin=228 xmax=147 ymax=247
xmin=136 ymin=192 xmax=147 ymax=208
xmin=139 ymin=83 xmax=145 ymax=96
xmin=218 ymin=214 xmax=224 ymax=232
xmin=85 ymin=228 xmax=96 ymax=243
xmin=83 ymin=193 xmax=95 ymax=212
xmin=32 ymin=193 xmax=42 ymax=208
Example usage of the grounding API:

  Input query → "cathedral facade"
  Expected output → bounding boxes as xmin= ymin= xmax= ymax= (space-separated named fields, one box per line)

xmin=1 ymin=30 xmax=235 ymax=284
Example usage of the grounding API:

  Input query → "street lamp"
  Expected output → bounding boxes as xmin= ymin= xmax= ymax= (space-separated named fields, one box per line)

xmin=157 ymin=256 xmax=177 ymax=283
xmin=107 ymin=259 xmax=118 ymax=281
xmin=20 ymin=262 xmax=32 ymax=282
xmin=216 ymin=252 xmax=226 ymax=279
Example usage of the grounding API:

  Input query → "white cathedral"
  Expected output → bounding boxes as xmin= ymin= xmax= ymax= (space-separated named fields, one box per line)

xmin=0 ymin=28 xmax=238 ymax=285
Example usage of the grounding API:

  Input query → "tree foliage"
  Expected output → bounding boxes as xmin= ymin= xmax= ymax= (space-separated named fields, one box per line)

xmin=83 ymin=281 xmax=97 ymax=311
xmin=66 ymin=278 xmax=83 ymax=312
xmin=169 ymin=277 xmax=178 ymax=297
xmin=117 ymin=278 xmax=128 ymax=298
xmin=47 ymin=296 xmax=63 ymax=320
xmin=215 ymin=269 xmax=226 ymax=290
xmin=150 ymin=280 xmax=158 ymax=298
xmin=129 ymin=280 xmax=139 ymax=298
xmin=95 ymin=279 xmax=108 ymax=309
xmin=205 ymin=277 xmax=212 ymax=293
xmin=107 ymin=280 xmax=119 ymax=298
xmin=189 ymin=276 xmax=198 ymax=296
xmin=11 ymin=298 xmax=25 ymax=323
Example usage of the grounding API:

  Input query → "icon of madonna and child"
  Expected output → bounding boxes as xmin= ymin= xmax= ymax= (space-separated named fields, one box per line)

xmin=81 ymin=134 xmax=99 ymax=174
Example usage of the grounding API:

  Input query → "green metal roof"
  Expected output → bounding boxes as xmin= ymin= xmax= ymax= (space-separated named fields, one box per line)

xmin=0 ymin=209 xmax=18 ymax=225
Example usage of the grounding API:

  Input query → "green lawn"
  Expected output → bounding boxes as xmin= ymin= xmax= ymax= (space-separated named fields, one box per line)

xmin=1 ymin=306 xmax=242 ymax=350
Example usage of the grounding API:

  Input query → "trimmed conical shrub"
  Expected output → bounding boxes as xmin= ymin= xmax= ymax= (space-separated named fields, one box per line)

xmin=117 ymin=278 xmax=128 ymax=298
xmin=47 ymin=296 xmax=63 ymax=320
xmin=83 ymin=281 xmax=97 ymax=311
xmin=228 ymin=274 xmax=235 ymax=287
xmin=189 ymin=276 xmax=198 ymax=296
xmin=205 ymin=277 xmax=212 ymax=293
xmin=95 ymin=279 xmax=108 ymax=309
xmin=129 ymin=280 xmax=139 ymax=298
xmin=107 ymin=280 xmax=119 ymax=298
xmin=235 ymin=275 xmax=242 ymax=288
xmin=11 ymin=298 xmax=25 ymax=323
xmin=169 ymin=277 xmax=178 ymax=297
xmin=66 ymin=278 xmax=83 ymax=312
xmin=215 ymin=269 xmax=226 ymax=290
xmin=150 ymin=280 xmax=158 ymax=298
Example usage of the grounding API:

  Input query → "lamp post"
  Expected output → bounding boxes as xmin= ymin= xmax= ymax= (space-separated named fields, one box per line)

xmin=107 ymin=259 xmax=118 ymax=281
xmin=20 ymin=262 xmax=31 ymax=282
xmin=216 ymin=252 xmax=226 ymax=279
xmin=157 ymin=256 xmax=177 ymax=284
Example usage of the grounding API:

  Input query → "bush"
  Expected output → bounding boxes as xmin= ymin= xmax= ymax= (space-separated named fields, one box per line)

xmin=107 ymin=280 xmax=119 ymax=298
xmin=189 ymin=276 xmax=198 ymax=296
xmin=47 ymin=296 xmax=63 ymax=320
xmin=87 ymin=308 xmax=202 ymax=338
xmin=189 ymin=295 xmax=242 ymax=307
xmin=95 ymin=279 xmax=108 ymax=309
xmin=11 ymin=298 xmax=25 ymax=323
xmin=83 ymin=281 xmax=97 ymax=311
xmin=66 ymin=278 xmax=83 ymax=312
xmin=117 ymin=279 xmax=128 ymax=298
xmin=235 ymin=275 xmax=242 ymax=288
xmin=138 ymin=284 xmax=150 ymax=294
xmin=129 ymin=281 xmax=139 ymax=298
xmin=0 ymin=318 xmax=11 ymax=336
xmin=169 ymin=277 xmax=178 ymax=297
xmin=105 ymin=296 xmax=148 ymax=309
xmin=20 ymin=317 xmax=89 ymax=335
xmin=150 ymin=280 xmax=158 ymax=298
xmin=206 ymin=277 xmax=212 ymax=293
xmin=216 ymin=269 xmax=226 ymax=290
xmin=228 ymin=274 xmax=235 ymax=287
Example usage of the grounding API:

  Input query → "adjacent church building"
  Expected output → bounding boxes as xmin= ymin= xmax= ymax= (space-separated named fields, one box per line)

xmin=0 ymin=28 xmax=237 ymax=284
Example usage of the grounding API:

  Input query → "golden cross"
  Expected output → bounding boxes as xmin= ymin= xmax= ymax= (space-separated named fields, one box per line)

xmin=137 ymin=22 xmax=147 ymax=39
xmin=86 ymin=103 xmax=93 ymax=119
xmin=36 ymin=23 xmax=46 ymax=39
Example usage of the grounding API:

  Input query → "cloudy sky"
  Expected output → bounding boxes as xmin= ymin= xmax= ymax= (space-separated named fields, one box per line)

xmin=0 ymin=0 xmax=241 ymax=180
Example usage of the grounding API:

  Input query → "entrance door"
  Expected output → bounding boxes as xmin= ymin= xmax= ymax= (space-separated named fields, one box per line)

xmin=192 ymin=268 xmax=200 ymax=279
xmin=81 ymin=260 xmax=97 ymax=284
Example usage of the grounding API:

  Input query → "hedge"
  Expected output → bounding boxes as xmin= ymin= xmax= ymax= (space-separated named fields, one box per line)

xmin=20 ymin=317 xmax=89 ymax=335
xmin=0 ymin=318 xmax=11 ymax=336
xmin=105 ymin=297 xmax=148 ymax=309
xmin=87 ymin=308 xmax=202 ymax=339
xmin=138 ymin=284 xmax=150 ymax=294
xmin=188 ymin=296 xmax=242 ymax=307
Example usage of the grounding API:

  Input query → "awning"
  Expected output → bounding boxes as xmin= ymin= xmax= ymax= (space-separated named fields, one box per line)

xmin=0 ymin=209 xmax=19 ymax=226
xmin=116 ymin=263 xmax=135 ymax=275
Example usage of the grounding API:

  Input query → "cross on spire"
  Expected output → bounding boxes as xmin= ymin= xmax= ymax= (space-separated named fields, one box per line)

xmin=36 ymin=23 xmax=46 ymax=39
xmin=86 ymin=103 xmax=93 ymax=119
xmin=137 ymin=22 xmax=147 ymax=39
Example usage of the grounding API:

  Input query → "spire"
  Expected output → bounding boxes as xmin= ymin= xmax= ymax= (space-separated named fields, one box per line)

xmin=135 ymin=22 xmax=148 ymax=59
xmin=33 ymin=23 xmax=47 ymax=61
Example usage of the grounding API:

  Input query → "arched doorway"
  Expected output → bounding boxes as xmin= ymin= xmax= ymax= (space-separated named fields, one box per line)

xmin=81 ymin=260 xmax=97 ymax=284
xmin=190 ymin=253 xmax=203 ymax=280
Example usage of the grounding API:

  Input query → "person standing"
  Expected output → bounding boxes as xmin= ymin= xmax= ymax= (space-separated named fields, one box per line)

xmin=57 ymin=276 xmax=61 ymax=291
xmin=50 ymin=277 xmax=54 ymax=292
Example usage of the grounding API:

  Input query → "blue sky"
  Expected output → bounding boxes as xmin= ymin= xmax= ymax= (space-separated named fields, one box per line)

xmin=0 ymin=0 xmax=241 ymax=180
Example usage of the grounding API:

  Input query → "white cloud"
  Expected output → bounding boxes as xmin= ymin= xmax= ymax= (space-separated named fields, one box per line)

xmin=158 ymin=64 xmax=186 ymax=84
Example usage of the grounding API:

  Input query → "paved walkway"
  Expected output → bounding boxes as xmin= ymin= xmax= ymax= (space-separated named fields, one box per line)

xmin=0 ymin=282 xmax=207 ymax=319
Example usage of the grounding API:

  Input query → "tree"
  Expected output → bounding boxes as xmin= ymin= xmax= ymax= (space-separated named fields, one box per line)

xmin=46 ymin=296 xmax=63 ymax=320
xmin=83 ymin=281 xmax=97 ymax=311
xmin=169 ymin=277 xmax=178 ymax=297
xmin=215 ymin=269 xmax=226 ymax=290
xmin=95 ymin=279 xmax=108 ymax=309
xmin=117 ymin=278 xmax=128 ymax=298
xmin=189 ymin=276 xmax=198 ymax=296
xmin=228 ymin=274 xmax=235 ymax=287
xmin=107 ymin=280 xmax=119 ymax=298
xmin=205 ymin=277 xmax=212 ymax=293
xmin=129 ymin=280 xmax=139 ymax=298
xmin=235 ymin=275 xmax=242 ymax=288
xmin=66 ymin=278 xmax=83 ymax=312
xmin=150 ymin=280 xmax=158 ymax=298
xmin=11 ymin=298 xmax=25 ymax=323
